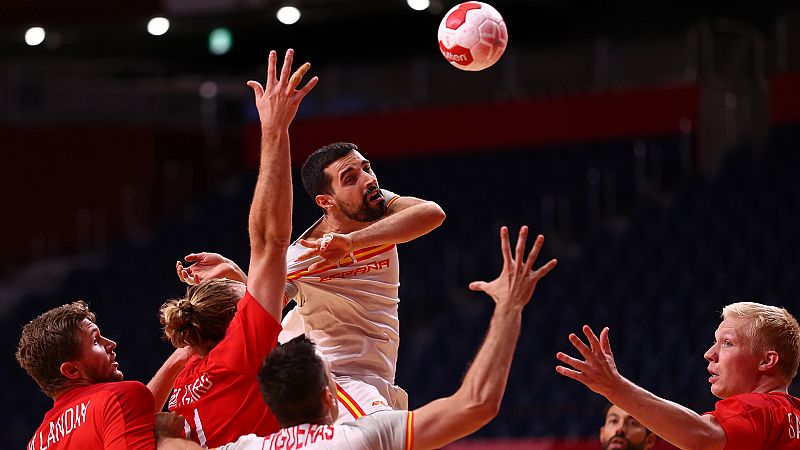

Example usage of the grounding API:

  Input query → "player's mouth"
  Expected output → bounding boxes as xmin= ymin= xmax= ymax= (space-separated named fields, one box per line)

xmin=368 ymin=190 xmax=383 ymax=202
xmin=708 ymin=368 xmax=719 ymax=383
xmin=608 ymin=437 xmax=628 ymax=449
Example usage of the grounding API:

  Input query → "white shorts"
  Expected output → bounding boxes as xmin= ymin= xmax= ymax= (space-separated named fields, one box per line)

xmin=333 ymin=375 xmax=408 ymax=426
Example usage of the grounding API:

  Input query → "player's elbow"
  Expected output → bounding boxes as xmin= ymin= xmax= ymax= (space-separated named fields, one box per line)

xmin=459 ymin=392 xmax=502 ymax=428
xmin=422 ymin=201 xmax=446 ymax=228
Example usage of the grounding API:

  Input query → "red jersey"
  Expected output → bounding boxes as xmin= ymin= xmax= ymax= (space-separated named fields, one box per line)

xmin=28 ymin=381 xmax=155 ymax=450
xmin=708 ymin=391 xmax=800 ymax=449
xmin=168 ymin=290 xmax=281 ymax=447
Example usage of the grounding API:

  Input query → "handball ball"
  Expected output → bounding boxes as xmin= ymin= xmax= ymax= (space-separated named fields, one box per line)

xmin=437 ymin=1 xmax=508 ymax=71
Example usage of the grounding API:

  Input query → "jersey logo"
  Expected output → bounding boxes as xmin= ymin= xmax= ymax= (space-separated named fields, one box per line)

xmin=169 ymin=372 xmax=213 ymax=409
xmin=319 ymin=258 xmax=390 ymax=282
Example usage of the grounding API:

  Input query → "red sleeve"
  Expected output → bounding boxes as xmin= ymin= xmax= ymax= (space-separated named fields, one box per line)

xmin=209 ymin=289 xmax=282 ymax=375
xmin=103 ymin=381 xmax=157 ymax=450
xmin=709 ymin=394 xmax=768 ymax=450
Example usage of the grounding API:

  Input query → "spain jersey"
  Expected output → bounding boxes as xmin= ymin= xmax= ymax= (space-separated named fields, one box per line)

xmin=169 ymin=290 xmax=282 ymax=448
xmin=215 ymin=410 xmax=414 ymax=450
xmin=28 ymin=381 xmax=155 ymax=450
xmin=281 ymin=190 xmax=401 ymax=383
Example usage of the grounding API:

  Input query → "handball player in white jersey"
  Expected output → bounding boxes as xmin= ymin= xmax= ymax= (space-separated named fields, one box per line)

xmin=176 ymin=144 xmax=445 ymax=424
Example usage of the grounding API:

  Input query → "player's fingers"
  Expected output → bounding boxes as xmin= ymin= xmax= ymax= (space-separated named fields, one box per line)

xmin=568 ymin=332 xmax=594 ymax=361
xmin=533 ymin=259 xmax=558 ymax=280
xmin=499 ymin=226 xmax=512 ymax=267
xmin=525 ymin=234 xmax=544 ymax=272
xmin=185 ymin=253 xmax=204 ymax=262
xmin=246 ymin=81 xmax=264 ymax=101
xmin=555 ymin=351 xmax=586 ymax=370
xmin=514 ymin=226 xmax=528 ymax=266
xmin=297 ymin=76 xmax=319 ymax=98
xmin=582 ymin=325 xmax=603 ymax=353
xmin=295 ymin=249 xmax=318 ymax=262
xmin=555 ymin=365 xmax=585 ymax=382
xmin=266 ymin=50 xmax=277 ymax=87
xmin=600 ymin=327 xmax=613 ymax=356
xmin=299 ymin=238 xmax=319 ymax=249
xmin=288 ymin=62 xmax=310 ymax=90
xmin=469 ymin=281 xmax=488 ymax=292
xmin=279 ymin=48 xmax=294 ymax=84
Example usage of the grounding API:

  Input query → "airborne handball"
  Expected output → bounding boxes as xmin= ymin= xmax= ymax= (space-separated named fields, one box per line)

xmin=437 ymin=1 xmax=508 ymax=71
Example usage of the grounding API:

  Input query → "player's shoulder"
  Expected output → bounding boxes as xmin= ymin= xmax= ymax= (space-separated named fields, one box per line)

xmin=106 ymin=380 xmax=152 ymax=398
xmin=715 ymin=392 xmax=790 ymax=417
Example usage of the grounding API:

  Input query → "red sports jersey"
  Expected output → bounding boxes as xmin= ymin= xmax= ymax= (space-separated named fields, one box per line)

xmin=169 ymin=290 xmax=281 ymax=447
xmin=28 ymin=381 xmax=155 ymax=450
xmin=708 ymin=391 xmax=800 ymax=449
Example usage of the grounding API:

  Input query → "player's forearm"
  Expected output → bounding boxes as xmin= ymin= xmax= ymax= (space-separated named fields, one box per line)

xmin=606 ymin=381 xmax=726 ymax=450
xmin=457 ymin=304 xmax=522 ymax=415
xmin=249 ymin=129 xmax=293 ymax=250
xmin=349 ymin=202 xmax=445 ymax=249
xmin=147 ymin=349 xmax=190 ymax=413
xmin=157 ymin=437 xmax=204 ymax=450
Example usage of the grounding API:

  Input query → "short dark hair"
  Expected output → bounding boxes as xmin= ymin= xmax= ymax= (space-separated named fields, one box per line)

xmin=259 ymin=335 xmax=330 ymax=427
xmin=16 ymin=301 xmax=96 ymax=398
xmin=300 ymin=142 xmax=359 ymax=199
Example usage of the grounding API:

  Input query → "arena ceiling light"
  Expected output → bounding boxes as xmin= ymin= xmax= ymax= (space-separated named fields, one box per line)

xmin=25 ymin=27 xmax=46 ymax=46
xmin=276 ymin=6 xmax=301 ymax=25
xmin=147 ymin=17 xmax=170 ymax=36
xmin=407 ymin=0 xmax=430 ymax=11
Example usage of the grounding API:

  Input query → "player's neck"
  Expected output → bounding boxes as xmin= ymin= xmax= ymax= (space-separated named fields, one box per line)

xmin=318 ymin=214 xmax=368 ymax=235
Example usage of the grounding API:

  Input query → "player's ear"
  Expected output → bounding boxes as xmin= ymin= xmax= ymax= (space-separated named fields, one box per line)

xmin=759 ymin=350 xmax=779 ymax=372
xmin=644 ymin=431 xmax=657 ymax=449
xmin=60 ymin=361 xmax=84 ymax=380
xmin=315 ymin=194 xmax=335 ymax=212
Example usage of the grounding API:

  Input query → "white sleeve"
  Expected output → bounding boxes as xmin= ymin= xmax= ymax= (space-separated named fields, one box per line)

xmin=214 ymin=434 xmax=265 ymax=450
xmin=381 ymin=189 xmax=399 ymax=205
xmin=347 ymin=410 xmax=412 ymax=450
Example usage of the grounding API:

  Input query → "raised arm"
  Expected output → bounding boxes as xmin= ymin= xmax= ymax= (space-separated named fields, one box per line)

xmin=147 ymin=347 xmax=193 ymax=413
xmin=412 ymin=226 xmax=557 ymax=450
xmin=296 ymin=196 xmax=445 ymax=270
xmin=556 ymin=326 xmax=727 ymax=450
xmin=245 ymin=49 xmax=317 ymax=320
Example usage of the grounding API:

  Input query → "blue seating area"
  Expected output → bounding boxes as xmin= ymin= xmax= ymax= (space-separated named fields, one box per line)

xmin=3 ymin=126 xmax=798 ymax=446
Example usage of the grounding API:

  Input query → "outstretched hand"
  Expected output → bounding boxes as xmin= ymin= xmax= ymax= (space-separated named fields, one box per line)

xmin=295 ymin=232 xmax=353 ymax=272
xmin=176 ymin=252 xmax=245 ymax=286
xmin=555 ymin=325 xmax=623 ymax=397
xmin=246 ymin=49 xmax=318 ymax=130
xmin=469 ymin=226 xmax=557 ymax=310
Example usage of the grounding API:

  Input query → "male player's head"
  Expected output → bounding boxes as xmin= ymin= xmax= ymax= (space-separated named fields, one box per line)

xmin=301 ymin=142 xmax=386 ymax=222
xmin=599 ymin=404 xmax=656 ymax=450
xmin=704 ymin=301 xmax=800 ymax=399
xmin=160 ymin=278 xmax=245 ymax=356
xmin=17 ymin=300 xmax=123 ymax=399
xmin=258 ymin=335 xmax=338 ymax=427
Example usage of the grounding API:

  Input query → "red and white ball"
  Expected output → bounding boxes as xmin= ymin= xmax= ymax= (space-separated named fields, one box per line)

xmin=437 ymin=2 xmax=508 ymax=71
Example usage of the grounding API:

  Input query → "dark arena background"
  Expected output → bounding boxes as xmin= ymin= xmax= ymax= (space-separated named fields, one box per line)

xmin=2 ymin=0 xmax=800 ymax=448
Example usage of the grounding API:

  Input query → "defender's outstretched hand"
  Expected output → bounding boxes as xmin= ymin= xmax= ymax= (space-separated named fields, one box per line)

xmin=555 ymin=325 xmax=624 ymax=397
xmin=175 ymin=252 xmax=246 ymax=286
xmin=469 ymin=226 xmax=557 ymax=309
xmin=247 ymin=49 xmax=318 ymax=130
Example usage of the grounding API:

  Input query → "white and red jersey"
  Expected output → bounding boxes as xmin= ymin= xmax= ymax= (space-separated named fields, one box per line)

xmin=281 ymin=190 xmax=401 ymax=383
xmin=28 ymin=381 xmax=155 ymax=450
xmin=169 ymin=290 xmax=282 ymax=448
xmin=214 ymin=410 xmax=414 ymax=450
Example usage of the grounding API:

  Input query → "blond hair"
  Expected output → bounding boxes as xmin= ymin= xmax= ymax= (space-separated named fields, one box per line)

xmin=160 ymin=279 xmax=242 ymax=351
xmin=723 ymin=301 xmax=800 ymax=383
